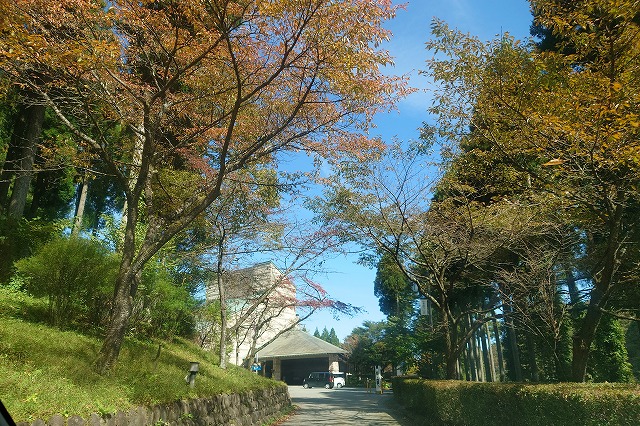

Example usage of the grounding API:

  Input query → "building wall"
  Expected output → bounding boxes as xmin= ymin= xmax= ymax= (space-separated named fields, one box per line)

xmin=206 ymin=262 xmax=297 ymax=366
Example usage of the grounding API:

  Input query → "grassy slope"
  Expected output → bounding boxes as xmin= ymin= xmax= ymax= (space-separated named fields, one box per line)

xmin=0 ymin=286 xmax=282 ymax=423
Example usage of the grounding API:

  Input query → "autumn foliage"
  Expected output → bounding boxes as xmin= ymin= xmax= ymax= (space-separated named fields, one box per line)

xmin=0 ymin=0 xmax=407 ymax=371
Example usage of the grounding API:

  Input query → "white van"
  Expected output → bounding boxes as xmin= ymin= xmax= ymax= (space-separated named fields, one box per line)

xmin=333 ymin=371 xmax=346 ymax=388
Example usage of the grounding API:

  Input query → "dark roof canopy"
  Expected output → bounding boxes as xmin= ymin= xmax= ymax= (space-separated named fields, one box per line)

xmin=257 ymin=329 xmax=346 ymax=359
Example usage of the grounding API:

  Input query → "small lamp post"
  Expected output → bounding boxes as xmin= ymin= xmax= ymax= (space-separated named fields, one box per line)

xmin=185 ymin=362 xmax=199 ymax=388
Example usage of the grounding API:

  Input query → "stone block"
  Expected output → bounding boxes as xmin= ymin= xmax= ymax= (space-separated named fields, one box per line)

xmin=167 ymin=401 xmax=181 ymax=422
xmin=88 ymin=413 xmax=102 ymax=426
xmin=223 ymin=394 xmax=232 ymax=409
xmin=19 ymin=384 xmax=292 ymax=426
xmin=102 ymin=413 xmax=114 ymax=426
xmin=193 ymin=399 xmax=208 ymax=420
xmin=127 ymin=407 xmax=146 ymax=426
xmin=113 ymin=411 xmax=126 ymax=426
xmin=47 ymin=414 xmax=65 ymax=426
xmin=149 ymin=408 xmax=157 ymax=425
xmin=66 ymin=415 xmax=85 ymax=426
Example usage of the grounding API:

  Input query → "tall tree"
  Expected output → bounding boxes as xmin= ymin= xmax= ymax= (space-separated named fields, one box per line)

xmin=321 ymin=326 xmax=330 ymax=342
xmin=5 ymin=96 xmax=44 ymax=218
xmin=316 ymin=147 xmax=538 ymax=378
xmin=343 ymin=321 xmax=390 ymax=376
xmin=374 ymin=252 xmax=415 ymax=321
xmin=1 ymin=0 xmax=406 ymax=372
xmin=328 ymin=327 xmax=340 ymax=346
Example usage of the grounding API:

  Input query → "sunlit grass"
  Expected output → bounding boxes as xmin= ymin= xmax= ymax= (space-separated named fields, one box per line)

xmin=0 ymin=287 xmax=282 ymax=422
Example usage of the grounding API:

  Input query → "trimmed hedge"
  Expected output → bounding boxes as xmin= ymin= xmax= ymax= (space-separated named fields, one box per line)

xmin=392 ymin=377 xmax=640 ymax=425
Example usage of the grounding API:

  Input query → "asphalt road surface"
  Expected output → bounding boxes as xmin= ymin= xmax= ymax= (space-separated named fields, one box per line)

xmin=281 ymin=385 xmax=421 ymax=426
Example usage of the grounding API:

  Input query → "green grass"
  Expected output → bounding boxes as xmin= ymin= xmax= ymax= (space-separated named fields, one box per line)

xmin=0 ymin=286 xmax=283 ymax=423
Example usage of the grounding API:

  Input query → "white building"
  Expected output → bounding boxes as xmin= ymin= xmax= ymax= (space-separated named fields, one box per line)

xmin=205 ymin=262 xmax=298 ymax=366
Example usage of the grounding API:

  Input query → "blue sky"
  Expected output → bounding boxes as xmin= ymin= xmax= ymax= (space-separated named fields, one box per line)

xmin=300 ymin=0 xmax=535 ymax=340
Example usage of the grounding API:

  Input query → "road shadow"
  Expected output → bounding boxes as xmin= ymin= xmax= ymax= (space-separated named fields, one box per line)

xmin=286 ymin=386 xmax=428 ymax=426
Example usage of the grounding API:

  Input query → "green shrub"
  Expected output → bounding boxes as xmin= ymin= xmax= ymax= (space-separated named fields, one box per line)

xmin=13 ymin=236 xmax=118 ymax=328
xmin=12 ymin=235 xmax=199 ymax=339
xmin=129 ymin=264 xmax=198 ymax=339
xmin=0 ymin=216 xmax=63 ymax=283
xmin=392 ymin=377 xmax=640 ymax=425
xmin=590 ymin=316 xmax=634 ymax=383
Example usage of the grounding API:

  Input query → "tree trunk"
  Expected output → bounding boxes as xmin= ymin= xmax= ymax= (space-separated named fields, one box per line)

xmin=571 ymin=200 xmax=623 ymax=382
xmin=443 ymin=315 xmax=458 ymax=379
xmin=94 ymin=197 xmax=142 ymax=373
xmin=242 ymin=333 xmax=259 ymax=369
xmin=214 ymin=230 xmax=229 ymax=369
xmin=7 ymin=102 xmax=45 ymax=218
xmin=492 ymin=318 xmax=505 ymax=381
xmin=564 ymin=265 xmax=580 ymax=306
xmin=525 ymin=333 xmax=539 ymax=382
xmin=72 ymin=175 xmax=89 ymax=236
xmin=571 ymin=289 xmax=604 ymax=382
xmin=94 ymin=114 xmax=154 ymax=374
xmin=445 ymin=350 xmax=458 ymax=379
xmin=27 ymin=168 xmax=46 ymax=219
xmin=467 ymin=340 xmax=478 ymax=382
xmin=95 ymin=266 xmax=137 ymax=373
xmin=481 ymin=323 xmax=494 ymax=382
xmin=235 ymin=329 xmax=241 ymax=366
xmin=477 ymin=331 xmax=487 ymax=382
xmin=0 ymin=137 xmax=20 ymax=209
xmin=217 ymin=279 xmax=228 ymax=369
xmin=506 ymin=310 xmax=523 ymax=381
xmin=467 ymin=316 xmax=478 ymax=381
xmin=464 ymin=342 xmax=473 ymax=381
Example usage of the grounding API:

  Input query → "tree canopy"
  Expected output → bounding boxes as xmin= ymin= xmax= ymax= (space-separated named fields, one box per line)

xmin=0 ymin=0 xmax=407 ymax=372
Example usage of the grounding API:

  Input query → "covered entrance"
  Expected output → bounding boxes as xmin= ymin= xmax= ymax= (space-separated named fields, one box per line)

xmin=257 ymin=329 xmax=347 ymax=385
xmin=281 ymin=357 xmax=328 ymax=385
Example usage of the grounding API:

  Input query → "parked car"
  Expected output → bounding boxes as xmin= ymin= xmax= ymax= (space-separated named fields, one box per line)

xmin=333 ymin=372 xmax=346 ymax=388
xmin=302 ymin=371 xmax=334 ymax=389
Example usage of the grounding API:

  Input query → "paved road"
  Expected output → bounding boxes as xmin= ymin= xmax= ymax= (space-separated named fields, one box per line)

xmin=281 ymin=386 xmax=419 ymax=426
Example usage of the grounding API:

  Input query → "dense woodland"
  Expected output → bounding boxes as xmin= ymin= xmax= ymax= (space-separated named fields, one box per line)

xmin=339 ymin=0 xmax=640 ymax=383
xmin=1 ymin=0 xmax=639 ymax=385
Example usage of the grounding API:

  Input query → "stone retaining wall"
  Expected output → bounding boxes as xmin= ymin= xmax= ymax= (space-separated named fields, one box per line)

xmin=16 ymin=386 xmax=291 ymax=426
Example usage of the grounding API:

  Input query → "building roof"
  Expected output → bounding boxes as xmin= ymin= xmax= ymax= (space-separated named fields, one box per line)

xmin=207 ymin=261 xmax=294 ymax=301
xmin=257 ymin=329 xmax=346 ymax=359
